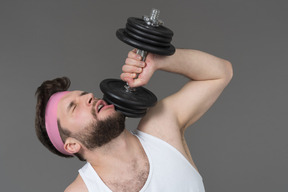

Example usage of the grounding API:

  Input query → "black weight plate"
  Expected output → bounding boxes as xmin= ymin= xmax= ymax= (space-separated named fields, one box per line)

xmin=103 ymin=95 xmax=147 ymax=114
xmin=127 ymin=17 xmax=173 ymax=38
xmin=122 ymin=111 xmax=147 ymax=118
xmin=126 ymin=23 xmax=172 ymax=43
xmin=100 ymin=79 xmax=157 ymax=109
xmin=119 ymin=109 xmax=146 ymax=118
xmin=125 ymin=29 xmax=171 ymax=47
xmin=102 ymin=84 xmax=151 ymax=110
xmin=117 ymin=29 xmax=175 ymax=55
xmin=104 ymin=95 xmax=147 ymax=118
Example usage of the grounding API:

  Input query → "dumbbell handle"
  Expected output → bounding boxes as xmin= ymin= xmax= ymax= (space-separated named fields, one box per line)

xmin=124 ymin=8 xmax=161 ymax=92
xmin=124 ymin=49 xmax=148 ymax=92
xmin=136 ymin=49 xmax=148 ymax=62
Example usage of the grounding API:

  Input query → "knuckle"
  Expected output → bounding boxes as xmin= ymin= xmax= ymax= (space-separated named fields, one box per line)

xmin=128 ymin=51 xmax=134 ymax=58
xmin=122 ymin=73 xmax=130 ymax=80
xmin=122 ymin=65 xmax=126 ymax=71
xmin=126 ymin=58 xmax=136 ymax=65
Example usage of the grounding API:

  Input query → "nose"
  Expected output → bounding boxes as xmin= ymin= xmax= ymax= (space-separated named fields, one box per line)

xmin=85 ymin=93 xmax=94 ymax=106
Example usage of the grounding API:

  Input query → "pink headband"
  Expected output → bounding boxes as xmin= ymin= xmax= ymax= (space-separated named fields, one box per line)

xmin=45 ymin=91 xmax=72 ymax=156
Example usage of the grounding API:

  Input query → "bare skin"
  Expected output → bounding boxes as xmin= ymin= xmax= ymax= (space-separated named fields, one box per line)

xmin=64 ymin=49 xmax=233 ymax=192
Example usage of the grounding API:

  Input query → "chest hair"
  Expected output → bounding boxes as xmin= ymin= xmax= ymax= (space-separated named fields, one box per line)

xmin=103 ymin=159 xmax=149 ymax=192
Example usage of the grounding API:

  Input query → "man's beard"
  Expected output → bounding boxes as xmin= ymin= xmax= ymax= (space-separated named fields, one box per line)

xmin=72 ymin=105 xmax=125 ymax=150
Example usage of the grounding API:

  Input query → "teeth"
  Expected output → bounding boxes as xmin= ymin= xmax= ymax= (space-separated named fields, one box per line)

xmin=98 ymin=104 xmax=103 ymax=112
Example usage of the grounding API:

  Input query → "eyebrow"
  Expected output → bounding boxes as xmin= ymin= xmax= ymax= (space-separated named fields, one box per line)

xmin=80 ymin=91 xmax=89 ymax=96
xmin=66 ymin=91 xmax=89 ymax=113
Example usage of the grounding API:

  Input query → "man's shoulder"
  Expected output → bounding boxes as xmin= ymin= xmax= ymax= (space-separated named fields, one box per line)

xmin=137 ymin=99 xmax=180 ymax=139
xmin=64 ymin=174 xmax=88 ymax=192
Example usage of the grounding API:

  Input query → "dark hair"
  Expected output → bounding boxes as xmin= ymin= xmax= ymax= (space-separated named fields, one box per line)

xmin=35 ymin=77 xmax=84 ymax=161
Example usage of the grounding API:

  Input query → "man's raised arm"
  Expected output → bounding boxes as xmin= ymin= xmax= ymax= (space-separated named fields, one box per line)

xmin=122 ymin=48 xmax=233 ymax=133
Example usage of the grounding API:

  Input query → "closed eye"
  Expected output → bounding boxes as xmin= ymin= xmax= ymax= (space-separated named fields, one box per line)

xmin=67 ymin=101 xmax=76 ymax=113
xmin=67 ymin=91 xmax=89 ymax=113
xmin=73 ymin=104 xmax=77 ymax=112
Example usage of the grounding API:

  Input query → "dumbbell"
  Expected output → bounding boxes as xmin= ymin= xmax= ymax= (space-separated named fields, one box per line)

xmin=100 ymin=9 xmax=175 ymax=118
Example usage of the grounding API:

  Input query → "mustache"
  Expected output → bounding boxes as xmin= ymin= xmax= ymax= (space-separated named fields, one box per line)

xmin=91 ymin=99 xmax=98 ymax=119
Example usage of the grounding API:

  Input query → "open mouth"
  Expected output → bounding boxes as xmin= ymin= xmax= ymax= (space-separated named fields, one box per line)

xmin=98 ymin=104 xmax=104 ymax=112
xmin=96 ymin=100 xmax=107 ymax=113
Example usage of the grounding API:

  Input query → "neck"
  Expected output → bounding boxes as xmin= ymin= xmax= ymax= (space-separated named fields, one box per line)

xmin=85 ymin=129 xmax=141 ymax=168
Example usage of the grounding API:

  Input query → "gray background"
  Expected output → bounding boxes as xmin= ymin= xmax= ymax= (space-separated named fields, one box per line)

xmin=0 ymin=0 xmax=287 ymax=191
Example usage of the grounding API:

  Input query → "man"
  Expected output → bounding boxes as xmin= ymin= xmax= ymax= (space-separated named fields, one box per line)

xmin=35 ymin=49 xmax=233 ymax=192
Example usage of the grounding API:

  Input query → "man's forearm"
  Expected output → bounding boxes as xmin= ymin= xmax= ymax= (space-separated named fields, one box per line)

xmin=155 ymin=49 xmax=233 ymax=82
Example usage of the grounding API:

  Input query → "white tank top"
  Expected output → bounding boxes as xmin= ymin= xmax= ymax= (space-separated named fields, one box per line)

xmin=79 ymin=131 xmax=205 ymax=192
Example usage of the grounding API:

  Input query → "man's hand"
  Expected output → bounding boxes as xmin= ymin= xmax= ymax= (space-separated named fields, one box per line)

xmin=120 ymin=49 xmax=159 ymax=88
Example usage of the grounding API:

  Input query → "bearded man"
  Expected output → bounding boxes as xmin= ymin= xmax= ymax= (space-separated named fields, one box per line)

xmin=35 ymin=49 xmax=233 ymax=192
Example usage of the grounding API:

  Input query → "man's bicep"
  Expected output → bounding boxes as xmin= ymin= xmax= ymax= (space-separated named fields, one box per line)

xmin=163 ymin=79 xmax=228 ymax=130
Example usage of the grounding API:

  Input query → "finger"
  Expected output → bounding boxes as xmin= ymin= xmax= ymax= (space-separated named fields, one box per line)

xmin=125 ymin=58 xmax=145 ymax=67
xmin=128 ymin=78 xmax=147 ymax=88
xmin=122 ymin=65 xmax=143 ymax=73
xmin=128 ymin=50 xmax=142 ymax=61
xmin=120 ymin=73 xmax=148 ymax=87
xmin=120 ymin=73 xmax=137 ymax=81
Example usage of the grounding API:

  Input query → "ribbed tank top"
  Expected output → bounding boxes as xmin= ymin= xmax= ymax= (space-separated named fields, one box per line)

xmin=79 ymin=130 xmax=205 ymax=192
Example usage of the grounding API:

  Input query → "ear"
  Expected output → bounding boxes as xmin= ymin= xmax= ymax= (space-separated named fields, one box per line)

xmin=64 ymin=137 xmax=81 ymax=154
